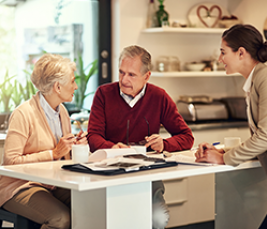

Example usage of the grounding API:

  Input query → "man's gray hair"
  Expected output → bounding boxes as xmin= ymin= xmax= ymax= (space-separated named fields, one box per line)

xmin=119 ymin=45 xmax=151 ymax=74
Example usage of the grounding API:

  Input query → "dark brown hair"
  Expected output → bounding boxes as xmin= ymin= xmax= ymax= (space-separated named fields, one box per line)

xmin=222 ymin=24 xmax=267 ymax=63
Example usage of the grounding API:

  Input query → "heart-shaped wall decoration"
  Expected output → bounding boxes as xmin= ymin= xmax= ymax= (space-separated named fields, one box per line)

xmin=197 ymin=5 xmax=222 ymax=28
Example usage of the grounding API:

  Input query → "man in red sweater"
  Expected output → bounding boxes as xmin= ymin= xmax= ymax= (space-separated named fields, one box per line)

xmin=88 ymin=45 xmax=194 ymax=228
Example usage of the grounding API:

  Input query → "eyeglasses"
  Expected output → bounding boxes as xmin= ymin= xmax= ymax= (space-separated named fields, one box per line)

xmin=126 ymin=117 xmax=150 ymax=146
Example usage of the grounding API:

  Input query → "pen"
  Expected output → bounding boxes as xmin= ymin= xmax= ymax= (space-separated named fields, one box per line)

xmin=191 ymin=142 xmax=220 ymax=151
xmin=67 ymin=135 xmax=82 ymax=140
xmin=212 ymin=142 xmax=220 ymax=146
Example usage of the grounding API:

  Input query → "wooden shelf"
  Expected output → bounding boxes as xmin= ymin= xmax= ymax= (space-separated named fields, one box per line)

xmin=142 ymin=27 xmax=226 ymax=34
xmin=151 ymin=71 xmax=241 ymax=78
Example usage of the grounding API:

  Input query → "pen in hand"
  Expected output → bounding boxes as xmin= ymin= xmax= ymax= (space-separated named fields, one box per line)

xmin=191 ymin=142 xmax=220 ymax=151
xmin=68 ymin=118 xmax=88 ymax=141
xmin=212 ymin=142 xmax=220 ymax=146
xmin=67 ymin=132 xmax=88 ymax=141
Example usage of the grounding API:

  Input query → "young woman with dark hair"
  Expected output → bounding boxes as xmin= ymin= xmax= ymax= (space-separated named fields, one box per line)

xmin=195 ymin=23 xmax=267 ymax=229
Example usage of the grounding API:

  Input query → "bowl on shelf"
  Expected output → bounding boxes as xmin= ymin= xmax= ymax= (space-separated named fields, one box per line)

xmin=218 ymin=19 xmax=241 ymax=28
xmin=185 ymin=62 xmax=206 ymax=71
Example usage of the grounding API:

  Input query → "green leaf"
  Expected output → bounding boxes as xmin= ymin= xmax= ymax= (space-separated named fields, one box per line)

xmin=74 ymin=53 xmax=98 ymax=109
xmin=11 ymin=80 xmax=23 ymax=107
xmin=0 ymin=70 xmax=16 ymax=112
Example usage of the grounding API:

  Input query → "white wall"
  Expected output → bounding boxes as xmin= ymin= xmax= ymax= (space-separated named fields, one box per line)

xmin=112 ymin=0 xmax=265 ymax=103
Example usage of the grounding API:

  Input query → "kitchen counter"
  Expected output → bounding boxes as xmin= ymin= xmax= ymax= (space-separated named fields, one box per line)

xmin=187 ymin=120 xmax=248 ymax=131
xmin=160 ymin=120 xmax=248 ymax=133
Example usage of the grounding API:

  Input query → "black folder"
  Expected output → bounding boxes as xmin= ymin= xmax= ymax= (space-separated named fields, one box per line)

xmin=61 ymin=161 xmax=178 ymax=176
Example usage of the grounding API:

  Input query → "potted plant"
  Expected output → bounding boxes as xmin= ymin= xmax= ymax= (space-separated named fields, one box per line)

xmin=0 ymin=70 xmax=16 ymax=113
xmin=73 ymin=54 xmax=98 ymax=110
xmin=0 ymin=70 xmax=37 ymax=131
xmin=21 ymin=69 xmax=38 ymax=101
xmin=0 ymin=70 xmax=15 ymax=130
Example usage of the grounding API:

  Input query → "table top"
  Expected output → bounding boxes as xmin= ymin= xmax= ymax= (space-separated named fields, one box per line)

xmin=0 ymin=154 xmax=261 ymax=191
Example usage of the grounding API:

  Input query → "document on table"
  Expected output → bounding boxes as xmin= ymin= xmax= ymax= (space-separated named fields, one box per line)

xmin=62 ymin=153 xmax=178 ymax=175
xmin=83 ymin=157 xmax=155 ymax=172
xmin=165 ymin=153 xmax=214 ymax=166
xmin=88 ymin=148 xmax=140 ymax=162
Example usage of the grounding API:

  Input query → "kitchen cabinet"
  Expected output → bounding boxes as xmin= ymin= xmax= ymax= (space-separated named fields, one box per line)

xmin=192 ymin=126 xmax=250 ymax=147
xmin=160 ymin=124 xmax=250 ymax=148
xmin=160 ymin=125 xmax=249 ymax=228
xmin=160 ymin=130 xmax=215 ymax=228
xmin=164 ymin=174 xmax=215 ymax=228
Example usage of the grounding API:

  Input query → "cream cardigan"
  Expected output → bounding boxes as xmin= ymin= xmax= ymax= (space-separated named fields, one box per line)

xmin=0 ymin=92 xmax=71 ymax=207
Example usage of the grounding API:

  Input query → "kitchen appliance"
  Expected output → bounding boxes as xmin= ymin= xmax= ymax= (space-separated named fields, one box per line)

xmin=177 ymin=95 xmax=247 ymax=122
xmin=177 ymin=95 xmax=228 ymax=122
xmin=219 ymin=97 xmax=247 ymax=120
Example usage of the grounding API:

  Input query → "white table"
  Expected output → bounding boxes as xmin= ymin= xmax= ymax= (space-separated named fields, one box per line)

xmin=0 ymin=157 xmax=266 ymax=229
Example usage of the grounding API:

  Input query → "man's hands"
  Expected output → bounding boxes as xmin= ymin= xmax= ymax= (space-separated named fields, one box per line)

xmin=112 ymin=142 xmax=129 ymax=149
xmin=111 ymin=134 xmax=164 ymax=153
xmin=145 ymin=134 xmax=164 ymax=153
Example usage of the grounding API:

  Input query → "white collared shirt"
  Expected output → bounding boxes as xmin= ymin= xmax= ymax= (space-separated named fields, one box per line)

xmin=120 ymin=84 xmax=146 ymax=108
xmin=243 ymin=66 xmax=256 ymax=133
xmin=39 ymin=93 xmax=62 ymax=143
xmin=242 ymin=67 xmax=255 ymax=94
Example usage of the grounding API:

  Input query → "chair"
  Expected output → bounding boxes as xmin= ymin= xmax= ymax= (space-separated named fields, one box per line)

xmin=0 ymin=208 xmax=40 ymax=229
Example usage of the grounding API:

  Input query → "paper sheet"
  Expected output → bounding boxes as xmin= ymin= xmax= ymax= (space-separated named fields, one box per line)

xmin=88 ymin=148 xmax=139 ymax=162
xmin=166 ymin=154 xmax=214 ymax=166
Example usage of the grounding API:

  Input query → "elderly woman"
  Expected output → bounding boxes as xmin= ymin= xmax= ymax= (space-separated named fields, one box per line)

xmin=0 ymin=54 xmax=87 ymax=229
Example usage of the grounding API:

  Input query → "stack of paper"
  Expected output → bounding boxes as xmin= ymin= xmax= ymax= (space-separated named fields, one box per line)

xmin=88 ymin=148 xmax=140 ymax=163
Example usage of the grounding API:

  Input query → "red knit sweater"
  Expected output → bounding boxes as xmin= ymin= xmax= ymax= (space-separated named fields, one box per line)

xmin=88 ymin=82 xmax=194 ymax=152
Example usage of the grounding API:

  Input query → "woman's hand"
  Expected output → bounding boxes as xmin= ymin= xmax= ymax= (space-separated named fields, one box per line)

xmin=145 ymin=134 xmax=164 ymax=153
xmin=195 ymin=142 xmax=225 ymax=164
xmin=52 ymin=133 xmax=76 ymax=160
xmin=195 ymin=142 xmax=215 ymax=159
xmin=75 ymin=131 xmax=88 ymax=145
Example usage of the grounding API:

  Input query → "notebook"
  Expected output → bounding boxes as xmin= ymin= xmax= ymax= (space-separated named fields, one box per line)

xmin=62 ymin=148 xmax=178 ymax=175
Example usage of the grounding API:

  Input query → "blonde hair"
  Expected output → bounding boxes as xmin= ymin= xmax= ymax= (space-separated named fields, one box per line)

xmin=119 ymin=45 xmax=151 ymax=75
xmin=31 ymin=53 xmax=76 ymax=95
